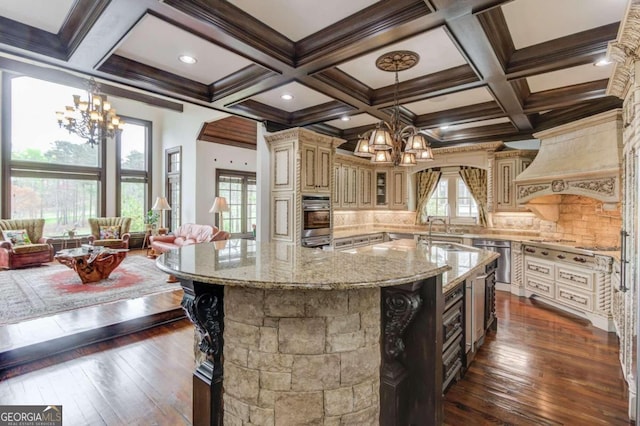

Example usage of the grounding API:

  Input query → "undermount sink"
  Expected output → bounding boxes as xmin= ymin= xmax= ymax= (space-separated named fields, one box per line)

xmin=430 ymin=242 xmax=464 ymax=251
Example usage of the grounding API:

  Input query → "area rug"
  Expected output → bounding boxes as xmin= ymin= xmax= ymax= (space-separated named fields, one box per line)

xmin=0 ymin=255 xmax=181 ymax=325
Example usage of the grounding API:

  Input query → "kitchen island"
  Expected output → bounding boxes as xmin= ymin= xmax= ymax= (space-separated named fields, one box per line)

xmin=156 ymin=239 xmax=498 ymax=426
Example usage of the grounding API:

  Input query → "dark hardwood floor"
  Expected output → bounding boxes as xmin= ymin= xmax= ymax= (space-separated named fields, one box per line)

xmin=0 ymin=291 xmax=632 ymax=425
xmin=0 ymin=249 xmax=185 ymax=371
xmin=444 ymin=293 xmax=632 ymax=425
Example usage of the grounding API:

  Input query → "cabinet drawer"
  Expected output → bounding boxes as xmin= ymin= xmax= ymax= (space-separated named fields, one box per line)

xmin=525 ymin=274 xmax=554 ymax=297
xmin=369 ymin=234 xmax=384 ymax=244
xmin=524 ymin=257 xmax=554 ymax=277
xmin=556 ymin=284 xmax=593 ymax=312
xmin=352 ymin=236 xmax=370 ymax=247
xmin=442 ymin=334 xmax=463 ymax=391
xmin=555 ymin=265 xmax=594 ymax=291
xmin=444 ymin=285 xmax=464 ymax=312
xmin=443 ymin=300 xmax=463 ymax=349
xmin=334 ymin=238 xmax=353 ymax=249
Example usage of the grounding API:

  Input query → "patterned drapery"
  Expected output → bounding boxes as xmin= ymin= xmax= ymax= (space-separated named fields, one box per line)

xmin=459 ymin=167 xmax=488 ymax=226
xmin=415 ymin=169 xmax=441 ymax=224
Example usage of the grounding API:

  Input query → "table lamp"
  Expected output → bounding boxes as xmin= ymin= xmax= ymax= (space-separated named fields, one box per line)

xmin=209 ymin=196 xmax=229 ymax=231
xmin=152 ymin=196 xmax=172 ymax=234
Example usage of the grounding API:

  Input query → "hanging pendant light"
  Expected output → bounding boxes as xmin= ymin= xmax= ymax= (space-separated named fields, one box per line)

xmin=354 ymin=136 xmax=374 ymax=157
xmin=371 ymin=150 xmax=393 ymax=164
xmin=357 ymin=50 xmax=434 ymax=166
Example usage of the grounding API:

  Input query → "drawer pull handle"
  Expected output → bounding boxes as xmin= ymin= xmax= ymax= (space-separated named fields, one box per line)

xmin=541 ymin=251 xmax=549 ymax=256
xmin=525 ymin=248 xmax=535 ymax=253
xmin=557 ymin=254 xmax=566 ymax=259
xmin=573 ymin=257 xmax=587 ymax=263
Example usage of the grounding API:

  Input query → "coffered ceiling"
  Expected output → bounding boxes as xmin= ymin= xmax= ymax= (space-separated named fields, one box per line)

xmin=0 ymin=0 xmax=628 ymax=151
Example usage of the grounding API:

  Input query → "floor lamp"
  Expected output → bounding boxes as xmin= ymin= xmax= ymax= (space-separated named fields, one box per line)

xmin=210 ymin=197 xmax=229 ymax=230
xmin=152 ymin=196 xmax=172 ymax=234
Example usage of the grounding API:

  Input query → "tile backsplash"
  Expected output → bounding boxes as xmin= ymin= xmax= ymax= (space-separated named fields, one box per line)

xmin=334 ymin=195 xmax=621 ymax=247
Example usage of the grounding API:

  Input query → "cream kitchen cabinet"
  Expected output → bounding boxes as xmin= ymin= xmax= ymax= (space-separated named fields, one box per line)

xmin=332 ymin=155 xmax=406 ymax=210
xmin=522 ymin=244 xmax=613 ymax=331
xmin=333 ymin=154 xmax=374 ymax=210
xmin=301 ymin=143 xmax=332 ymax=193
xmin=389 ymin=169 xmax=407 ymax=209
xmin=266 ymin=128 xmax=343 ymax=244
xmin=358 ymin=166 xmax=374 ymax=208
xmin=341 ymin=163 xmax=358 ymax=208
xmin=493 ymin=151 xmax=536 ymax=211
xmin=333 ymin=163 xmax=342 ymax=207
xmin=375 ymin=170 xmax=389 ymax=207
xmin=375 ymin=169 xmax=407 ymax=209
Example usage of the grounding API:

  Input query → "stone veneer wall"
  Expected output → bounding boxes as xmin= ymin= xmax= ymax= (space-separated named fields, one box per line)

xmin=223 ymin=286 xmax=381 ymax=425
xmin=538 ymin=195 xmax=622 ymax=246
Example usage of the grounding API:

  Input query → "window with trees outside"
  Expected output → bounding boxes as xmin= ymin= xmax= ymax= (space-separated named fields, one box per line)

xmin=166 ymin=147 xmax=181 ymax=232
xmin=4 ymin=75 xmax=104 ymax=236
xmin=118 ymin=118 xmax=151 ymax=233
xmin=216 ymin=170 xmax=257 ymax=238
xmin=425 ymin=172 xmax=478 ymax=223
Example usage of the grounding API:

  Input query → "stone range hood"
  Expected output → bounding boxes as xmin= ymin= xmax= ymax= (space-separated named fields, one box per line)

xmin=514 ymin=109 xmax=623 ymax=221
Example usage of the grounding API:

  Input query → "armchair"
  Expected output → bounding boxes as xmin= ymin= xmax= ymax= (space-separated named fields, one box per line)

xmin=0 ymin=218 xmax=53 ymax=269
xmin=88 ymin=217 xmax=132 ymax=249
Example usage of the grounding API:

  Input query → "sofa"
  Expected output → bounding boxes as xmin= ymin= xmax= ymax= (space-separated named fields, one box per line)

xmin=149 ymin=223 xmax=230 ymax=254
xmin=88 ymin=217 xmax=132 ymax=249
xmin=0 ymin=218 xmax=54 ymax=269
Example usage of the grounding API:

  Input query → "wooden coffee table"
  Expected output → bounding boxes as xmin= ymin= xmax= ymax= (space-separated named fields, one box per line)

xmin=55 ymin=246 xmax=128 ymax=284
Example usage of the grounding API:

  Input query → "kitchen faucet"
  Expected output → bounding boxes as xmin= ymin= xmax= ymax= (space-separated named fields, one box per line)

xmin=427 ymin=215 xmax=449 ymax=243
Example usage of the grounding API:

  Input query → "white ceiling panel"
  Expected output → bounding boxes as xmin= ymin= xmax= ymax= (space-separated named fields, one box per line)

xmin=325 ymin=113 xmax=380 ymax=130
xmin=502 ymin=0 xmax=627 ymax=49
xmin=115 ymin=14 xmax=254 ymax=85
xmin=0 ymin=0 xmax=73 ymax=33
xmin=438 ymin=117 xmax=511 ymax=131
xmin=251 ymin=82 xmax=334 ymax=112
xmin=527 ymin=63 xmax=613 ymax=93
xmin=404 ymin=87 xmax=495 ymax=116
xmin=228 ymin=0 xmax=379 ymax=42
xmin=337 ymin=27 xmax=468 ymax=89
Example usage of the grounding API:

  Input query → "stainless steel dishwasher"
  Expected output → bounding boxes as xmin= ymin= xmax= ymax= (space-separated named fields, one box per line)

xmin=471 ymin=238 xmax=511 ymax=284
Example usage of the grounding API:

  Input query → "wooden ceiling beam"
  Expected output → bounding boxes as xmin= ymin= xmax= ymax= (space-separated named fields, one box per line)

xmin=435 ymin=0 xmax=534 ymax=132
xmin=522 ymin=80 xmax=609 ymax=114
xmin=506 ymin=23 xmax=618 ymax=79
xmin=414 ymin=102 xmax=504 ymax=128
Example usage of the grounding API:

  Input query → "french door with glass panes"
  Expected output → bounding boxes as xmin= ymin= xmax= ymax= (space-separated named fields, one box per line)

xmin=216 ymin=170 xmax=256 ymax=238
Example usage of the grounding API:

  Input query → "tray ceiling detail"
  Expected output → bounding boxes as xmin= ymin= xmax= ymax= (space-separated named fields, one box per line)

xmin=0 ymin=0 xmax=627 ymax=151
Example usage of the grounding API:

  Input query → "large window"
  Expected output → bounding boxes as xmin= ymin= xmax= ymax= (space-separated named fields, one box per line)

xmin=3 ymin=74 xmax=151 ymax=237
xmin=166 ymin=147 xmax=182 ymax=232
xmin=216 ymin=170 xmax=256 ymax=238
xmin=4 ymin=75 xmax=104 ymax=236
xmin=117 ymin=118 xmax=152 ymax=232
xmin=425 ymin=172 xmax=478 ymax=223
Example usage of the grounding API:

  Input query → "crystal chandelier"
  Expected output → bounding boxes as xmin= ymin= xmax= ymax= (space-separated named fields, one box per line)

xmin=56 ymin=78 xmax=123 ymax=147
xmin=354 ymin=50 xmax=434 ymax=166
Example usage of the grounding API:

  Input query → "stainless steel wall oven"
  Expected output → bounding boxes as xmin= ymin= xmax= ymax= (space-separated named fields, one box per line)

xmin=301 ymin=195 xmax=331 ymax=247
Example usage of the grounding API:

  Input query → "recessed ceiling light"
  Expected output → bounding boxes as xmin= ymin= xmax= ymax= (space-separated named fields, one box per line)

xmin=281 ymin=94 xmax=294 ymax=100
xmin=595 ymin=58 xmax=612 ymax=67
xmin=341 ymin=116 xmax=350 ymax=122
xmin=440 ymin=125 xmax=449 ymax=130
xmin=179 ymin=55 xmax=197 ymax=64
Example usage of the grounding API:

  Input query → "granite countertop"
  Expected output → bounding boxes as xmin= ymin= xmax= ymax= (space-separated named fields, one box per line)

xmin=155 ymin=239 xmax=450 ymax=290
xmin=156 ymin=239 xmax=498 ymax=293
xmin=333 ymin=228 xmax=620 ymax=258
xmin=346 ymin=239 xmax=500 ymax=293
